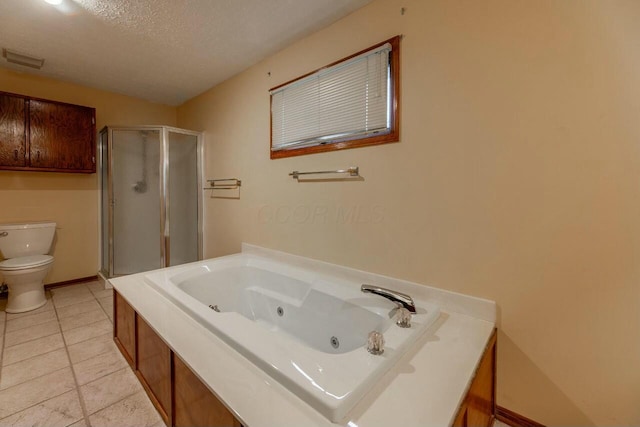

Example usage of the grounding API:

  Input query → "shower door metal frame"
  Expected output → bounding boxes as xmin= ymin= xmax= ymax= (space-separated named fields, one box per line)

xmin=99 ymin=125 xmax=204 ymax=278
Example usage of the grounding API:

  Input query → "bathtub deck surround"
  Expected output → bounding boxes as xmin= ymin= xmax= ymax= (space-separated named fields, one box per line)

xmin=110 ymin=244 xmax=496 ymax=426
xmin=0 ymin=280 xmax=166 ymax=426
xmin=144 ymin=253 xmax=442 ymax=421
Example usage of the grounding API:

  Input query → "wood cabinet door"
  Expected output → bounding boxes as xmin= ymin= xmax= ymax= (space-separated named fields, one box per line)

xmin=452 ymin=329 xmax=496 ymax=427
xmin=137 ymin=316 xmax=172 ymax=425
xmin=453 ymin=405 xmax=468 ymax=427
xmin=29 ymin=99 xmax=95 ymax=172
xmin=173 ymin=354 xmax=242 ymax=427
xmin=465 ymin=332 xmax=496 ymax=427
xmin=114 ymin=291 xmax=136 ymax=368
xmin=0 ymin=93 xmax=27 ymax=167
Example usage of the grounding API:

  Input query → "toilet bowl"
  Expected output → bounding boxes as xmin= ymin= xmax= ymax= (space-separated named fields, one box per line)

xmin=0 ymin=222 xmax=56 ymax=313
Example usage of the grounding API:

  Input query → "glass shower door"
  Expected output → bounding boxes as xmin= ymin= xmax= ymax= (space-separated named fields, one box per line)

xmin=112 ymin=129 xmax=162 ymax=275
xmin=99 ymin=126 xmax=201 ymax=277
xmin=100 ymin=131 xmax=109 ymax=276
xmin=167 ymin=131 xmax=199 ymax=266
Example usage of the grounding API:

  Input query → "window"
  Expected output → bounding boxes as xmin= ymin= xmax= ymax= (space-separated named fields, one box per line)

xmin=270 ymin=36 xmax=400 ymax=159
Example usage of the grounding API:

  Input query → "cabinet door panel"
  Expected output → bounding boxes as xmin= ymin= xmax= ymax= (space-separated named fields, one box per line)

xmin=466 ymin=333 xmax=495 ymax=427
xmin=0 ymin=93 xmax=27 ymax=167
xmin=452 ymin=330 xmax=496 ymax=427
xmin=29 ymin=99 xmax=95 ymax=171
xmin=453 ymin=405 xmax=467 ymax=427
xmin=173 ymin=354 xmax=241 ymax=427
xmin=137 ymin=316 xmax=171 ymax=425
xmin=114 ymin=291 xmax=136 ymax=368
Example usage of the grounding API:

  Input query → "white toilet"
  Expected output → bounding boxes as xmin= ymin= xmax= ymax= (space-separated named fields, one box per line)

xmin=0 ymin=222 xmax=56 ymax=313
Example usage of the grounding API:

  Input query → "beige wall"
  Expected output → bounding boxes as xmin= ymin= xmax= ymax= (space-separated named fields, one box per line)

xmin=178 ymin=0 xmax=640 ymax=425
xmin=0 ymin=67 xmax=176 ymax=283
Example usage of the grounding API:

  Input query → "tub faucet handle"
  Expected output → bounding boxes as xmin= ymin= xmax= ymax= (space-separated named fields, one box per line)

xmin=367 ymin=330 xmax=385 ymax=355
xmin=361 ymin=284 xmax=416 ymax=313
xmin=396 ymin=307 xmax=412 ymax=328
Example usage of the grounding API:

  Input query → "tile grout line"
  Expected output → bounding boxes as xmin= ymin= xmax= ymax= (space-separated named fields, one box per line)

xmin=0 ymin=368 xmax=78 ymax=423
xmin=94 ymin=288 xmax=113 ymax=321
xmin=0 ymin=293 xmax=72 ymax=421
xmin=0 ymin=285 xmax=122 ymax=427
xmin=2 ymin=345 xmax=65 ymax=369
xmin=0 ymin=284 xmax=110 ymax=424
xmin=3 ymin=311 xmax=57 ymax=333
xmin=82 ymin=283 xmax=144 ymax=422
xmin=0 ymin=365 xmax=70 ymax=393
xmin=4 ymin=308 xmax=55 ymax=323
xmin=4 ymin=317 xmax=56 ymax=334
xmin=86 ymin=385 xmax=143 ymax=421
xmin=60 ymin=314 xmax=110 ymax=332
xmin=4 ymin=301 xmax=54 ymax=317
xmin=3 ymin=328 xmax=60 ymax=349
xmin=52 ymin=287 xmax=94 ymax=427
xmin=3 ymin=307 xmax=110 ymax=350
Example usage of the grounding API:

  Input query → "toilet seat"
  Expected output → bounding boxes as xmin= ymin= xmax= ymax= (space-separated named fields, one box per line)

xmin=0 ymin=255 xmax=54 ymax=271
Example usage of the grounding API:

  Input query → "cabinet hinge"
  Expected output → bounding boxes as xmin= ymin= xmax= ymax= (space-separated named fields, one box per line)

xmin=92 ymin=117 xmax=95 ymax=125
xmin=92 ymin=156 xmax=96 ymax=164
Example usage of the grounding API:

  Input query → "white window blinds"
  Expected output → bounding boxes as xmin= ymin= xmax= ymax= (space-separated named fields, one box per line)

xmin=270 ymin=42 xmax=392 ymax=152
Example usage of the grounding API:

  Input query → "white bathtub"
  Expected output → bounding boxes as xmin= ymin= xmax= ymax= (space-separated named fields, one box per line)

xmin=144 ymin=254 xmax=440 ymax=422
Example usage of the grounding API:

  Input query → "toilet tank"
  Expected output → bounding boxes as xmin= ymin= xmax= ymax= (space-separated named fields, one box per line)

xmin=0 ymin=222 xmax=57 ymax=259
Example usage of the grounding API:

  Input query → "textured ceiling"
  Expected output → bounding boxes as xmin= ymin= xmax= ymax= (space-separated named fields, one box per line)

xmin=0 ymin=0 xmax=372 ymax=105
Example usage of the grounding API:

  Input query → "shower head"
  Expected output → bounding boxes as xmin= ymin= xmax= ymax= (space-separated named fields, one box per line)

xmin=133 ymin=181 xmax=148 ymax=193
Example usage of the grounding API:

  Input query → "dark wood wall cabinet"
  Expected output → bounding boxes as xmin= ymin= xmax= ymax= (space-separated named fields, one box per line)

xmin=0 ymin=91 xmax=96 ymax=173
xmin=113 ymin=291 xmax=242 ymax=427
xmin=453 ymin=329 xmax=497 ymax=427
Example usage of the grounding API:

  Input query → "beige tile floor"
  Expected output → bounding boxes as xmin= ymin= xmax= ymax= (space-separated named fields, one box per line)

xmin=0 ymin=282 xmax=515 ymax=427
xmin=0 ymin=281 xmax=166 ymax=427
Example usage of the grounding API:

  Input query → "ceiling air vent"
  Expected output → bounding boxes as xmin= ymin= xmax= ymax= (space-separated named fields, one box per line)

xmin=2 ymin=49 xmax=45 ymax=70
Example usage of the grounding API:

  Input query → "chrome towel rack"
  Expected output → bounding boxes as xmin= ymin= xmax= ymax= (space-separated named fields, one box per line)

xmin=204 ymin=178 xmax=242 ymax=190
xmin=289 ymin=166 xmax=359 ymax=180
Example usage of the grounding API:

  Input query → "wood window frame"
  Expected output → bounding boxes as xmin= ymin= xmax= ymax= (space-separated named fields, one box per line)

xmin=269 ymin=35 xmax=401 ymax=159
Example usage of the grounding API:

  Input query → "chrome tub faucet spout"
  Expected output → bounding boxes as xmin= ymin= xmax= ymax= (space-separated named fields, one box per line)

xmin=361 ymin=284 xmax=416 ymax=313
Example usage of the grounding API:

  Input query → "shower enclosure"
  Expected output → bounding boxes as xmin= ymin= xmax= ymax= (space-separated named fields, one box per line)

xmin=99 ymin=126 xmax=202 ymax=278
